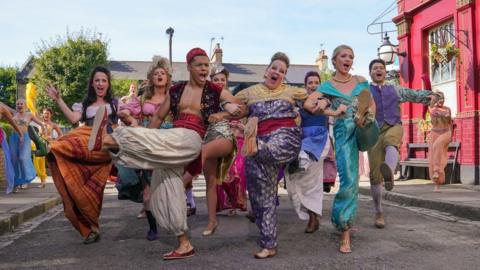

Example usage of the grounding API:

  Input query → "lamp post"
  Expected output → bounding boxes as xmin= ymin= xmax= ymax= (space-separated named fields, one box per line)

xmin=377 ymin=33 xmax=407 ymax=65
xmin=166 ymin=27 xmax=174 ymax=67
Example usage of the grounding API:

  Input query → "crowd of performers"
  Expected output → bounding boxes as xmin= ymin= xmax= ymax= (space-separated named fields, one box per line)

xmin=0 ymin=45 xmax=452 ymax=259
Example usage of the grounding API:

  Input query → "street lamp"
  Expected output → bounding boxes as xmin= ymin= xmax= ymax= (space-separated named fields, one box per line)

xmin=377 ymin=33 xmax=407 ymax=65
xmin=165 ymin=27 xmax=174 ymax=67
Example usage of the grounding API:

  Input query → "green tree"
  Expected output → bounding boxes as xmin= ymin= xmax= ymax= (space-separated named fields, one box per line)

xmin=320 ymin=69 xmax=333 ymax=82
xmin=0 ymin=66 xmax=17 ymax=108
xmin=33 ymin=30 xmax=108 ymax=125
xmin=111 ymin=78 xmax=136 ymax=99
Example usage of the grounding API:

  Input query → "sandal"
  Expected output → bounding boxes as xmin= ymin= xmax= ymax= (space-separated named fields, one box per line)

xmin=339 ymin=239 xmax=352 ymax=254
xmin=163 ymin=249 xmax=195 ymax=260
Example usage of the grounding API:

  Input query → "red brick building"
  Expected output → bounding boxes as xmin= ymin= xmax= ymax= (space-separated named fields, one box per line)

xmin=393 ymin=0 xmax=479 ymax=184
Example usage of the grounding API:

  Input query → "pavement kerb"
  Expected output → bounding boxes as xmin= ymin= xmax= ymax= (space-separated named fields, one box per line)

xmin=0 ymin=195 xmax=62 ymax=235
xmin=358 ymin=186 xmax=480 ymax=221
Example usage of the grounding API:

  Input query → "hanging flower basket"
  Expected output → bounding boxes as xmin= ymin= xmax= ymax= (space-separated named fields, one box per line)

xmin=430 ymin=41 xmax=460 ymax=68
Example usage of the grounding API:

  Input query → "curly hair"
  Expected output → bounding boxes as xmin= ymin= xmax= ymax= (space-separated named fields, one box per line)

xmin=269 ymin=52 xmax=290 ymax=69
xmin=143 ymin=56 xmax=172 ymax=100
xmin=210 ymin=65 xmax=229 ymax=80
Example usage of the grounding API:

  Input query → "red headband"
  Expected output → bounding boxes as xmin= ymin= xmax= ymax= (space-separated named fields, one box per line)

xmin=186 ymin=48 xmax=208 ymax=64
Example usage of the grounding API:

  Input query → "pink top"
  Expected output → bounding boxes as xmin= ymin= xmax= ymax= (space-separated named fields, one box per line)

xmin=72 ymin=103 xmax=113 ymax=118
xmin=119 ymin=96 xmax=161 ymax=118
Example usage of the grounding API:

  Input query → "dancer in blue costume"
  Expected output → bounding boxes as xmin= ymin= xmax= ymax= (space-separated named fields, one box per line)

xmin=9 ymin=99 xmax=44 ymax=191
xmin=0 ymin=104 xmax=23 ymax=194
xmin=304 ymin=45 xmax=379 ymax=254
xmin=286 ymin=71 xmax=338 ymax=234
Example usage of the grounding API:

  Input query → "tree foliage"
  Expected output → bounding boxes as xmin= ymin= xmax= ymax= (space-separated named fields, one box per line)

xmin=111 ymin=79 xmax=137 ymax=99
xmin=33 ymin=30 xmax=108 ymax=125
xmin=320 ymin=69 xmax=333 ymax=83
xmin=0 ymin=66 xmax=17 ymax=108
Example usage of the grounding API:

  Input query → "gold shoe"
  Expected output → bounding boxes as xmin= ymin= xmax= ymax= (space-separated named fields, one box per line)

xmin=339 ymin=239 xmax=352 ymax=254
xmin=374 ymin=213 xmax=385 ymax=229
xmin=353 ymin=89 xmax=372 ymax=128
xmin=254 ymin=248 xmax=277 ymax=259
xmin=202 ymin=222 xmax=218 ymax=236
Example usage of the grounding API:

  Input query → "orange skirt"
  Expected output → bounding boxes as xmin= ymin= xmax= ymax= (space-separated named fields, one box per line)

xmin=47 ymin=126 xmax=112 ymax=237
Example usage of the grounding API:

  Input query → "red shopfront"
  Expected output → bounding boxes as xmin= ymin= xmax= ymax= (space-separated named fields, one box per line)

xmin=393 ymin=0 xmax=479 ymax=184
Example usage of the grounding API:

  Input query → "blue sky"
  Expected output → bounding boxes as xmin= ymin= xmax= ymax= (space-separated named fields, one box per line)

xmin=1 ymin=0 xmax=398 ymax=77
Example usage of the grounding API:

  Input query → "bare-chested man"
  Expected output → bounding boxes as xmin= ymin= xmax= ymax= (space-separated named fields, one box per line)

xmin=89 ymin=48 xmax=244 ymax=260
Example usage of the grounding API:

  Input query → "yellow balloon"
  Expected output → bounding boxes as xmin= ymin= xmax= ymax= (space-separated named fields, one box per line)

xmin=26 ymin=82 xmax=37 ymax=114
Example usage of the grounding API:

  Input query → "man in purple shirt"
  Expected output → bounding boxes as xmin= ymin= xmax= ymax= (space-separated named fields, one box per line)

xmin=367 ymin=59 xmax=440 ymax=229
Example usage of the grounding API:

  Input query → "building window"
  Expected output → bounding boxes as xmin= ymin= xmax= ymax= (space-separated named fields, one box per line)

xmin=429 ymin=21 xmax=456 ymax=84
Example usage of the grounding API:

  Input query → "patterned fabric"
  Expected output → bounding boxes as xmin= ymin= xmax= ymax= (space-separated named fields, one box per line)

xmin=318 ymin=81 xmax=379 ymax=231
xmin=169 ymin=81 xmax=222 ymax=126
xmin=204 ymin=120 xmax=233 ymax=143
xmin=239 ymin=84 xmax=305 ymax=249
xmin=47 ymin=126 xmax=112 ymax=237
xmin=247 ymin=127 xmax=301 ymax=248
xmin=9 ymin=132 xmax=36 ymax=186
xmin=217 ymin=136 xmax=247 ymax=212
xmin=235 ymin=83 xmax=307 ymax=106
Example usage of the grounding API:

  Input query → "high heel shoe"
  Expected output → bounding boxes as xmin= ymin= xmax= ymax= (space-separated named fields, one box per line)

xmin=202 ymin=222 xmax=218 ymax=236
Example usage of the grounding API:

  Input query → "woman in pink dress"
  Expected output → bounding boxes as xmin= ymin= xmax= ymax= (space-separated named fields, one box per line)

xmin=428 ymin=91 xmax=452 ymax=192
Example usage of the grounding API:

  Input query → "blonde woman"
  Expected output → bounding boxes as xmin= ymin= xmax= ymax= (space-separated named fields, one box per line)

xmin=427 ymin=91 xmax=452 ymax=192
xmin=304 ymin=45 xmax=379 ymax=253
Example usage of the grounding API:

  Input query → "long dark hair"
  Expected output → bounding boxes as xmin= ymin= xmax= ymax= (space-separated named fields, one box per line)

xmin=81 ymin=66 xmax=116 ymax=121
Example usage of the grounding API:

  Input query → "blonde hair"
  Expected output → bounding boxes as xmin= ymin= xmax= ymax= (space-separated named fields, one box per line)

xmin=434 ymin=90 xmax=444 ymax=100
xmin=269 ymin=52 xmax=290 ymax=69
xmin=144 ymin=56 xmax=172 ymax=100
xmin=331 ymin=45 xmax=354 ymax=70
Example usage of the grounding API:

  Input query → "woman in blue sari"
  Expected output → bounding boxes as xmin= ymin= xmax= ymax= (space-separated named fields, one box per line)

xmin=304 ymin=45 xmax=379 ymax=253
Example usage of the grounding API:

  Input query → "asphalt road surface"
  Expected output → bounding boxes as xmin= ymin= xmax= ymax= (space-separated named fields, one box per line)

xmin=1 ymin=183 xmax=479 ymax=270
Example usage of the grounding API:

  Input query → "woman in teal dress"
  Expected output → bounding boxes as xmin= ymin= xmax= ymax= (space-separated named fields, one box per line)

xmin=304 ymin=45 xmax=379 ymax=253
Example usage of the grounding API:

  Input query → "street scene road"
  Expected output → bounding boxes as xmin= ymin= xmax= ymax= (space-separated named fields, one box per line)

xmin=1 ymin=180 xmax=479 ymax=270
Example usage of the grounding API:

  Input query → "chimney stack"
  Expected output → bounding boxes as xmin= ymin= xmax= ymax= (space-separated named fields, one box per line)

xmin=315 ymin=49 xmax=328 ymax=71
xmin=211 ymin=43 xmax=223 ymax=66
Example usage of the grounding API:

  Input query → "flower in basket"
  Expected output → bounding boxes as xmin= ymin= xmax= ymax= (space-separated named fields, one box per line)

xmin=431 ymin=41 xmax=460 ymax=67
